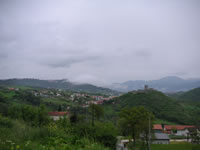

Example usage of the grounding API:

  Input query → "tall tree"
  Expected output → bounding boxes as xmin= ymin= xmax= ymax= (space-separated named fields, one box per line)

xmin=58 ymin=105 xmax=62 ymax=112
xmin=89 ymin=104 xmax=104 ymax=126
xmin=37 ymin=105 xmax=49 ymax=127
xmin=119 ymin=106 xmax=154 ymax=150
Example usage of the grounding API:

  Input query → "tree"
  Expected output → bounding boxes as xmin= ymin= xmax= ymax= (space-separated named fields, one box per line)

xmin=94 ymin=122 xmax=117 ymax=150
xmin=119 ymin=106 xmax=154 ymax=150
xmin=58 ymin=105 xmax=62 ymax=112
xmin=172 ymin=127 xmax=177 ymax=134
xmin=14 ymin=91 xmax=41 ymax=106
xmin=0 ymin=94 xmax=6 ymax=103
xmin=89 ymin=104 xmax=104 ymax=126
xmin=70 ymin=113 xmax=78 ymax=124
xmin=37 ymin=105 xmax=49 ymax=127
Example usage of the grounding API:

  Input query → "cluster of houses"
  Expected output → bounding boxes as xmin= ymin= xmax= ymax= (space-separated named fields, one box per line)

xmin=32 ymin=89 xmax=116 ymax=103
xmin=163 ymin=125 xmax=195 ymax=136
xmin=87 ymin=96 xmax=117 ymax=105
xmin=152 ymin=124 xmax=197 ymax=143
xmin=8 ymin=86 xmax=117 ymax=107
xmin=32 ymin=90 xmax=62 ymax=98
xmin=69 ymin=93 xmax=89 ymax=101
xmin=70 ymin=93 xmax=116 ymax=101
xmin=117 ymin=124 xmax=198 ymax=150
xmin=8 ymin=87 xmax=19 ymax=91
xmin=153 ymin=124 xmax=198 ymax=138
xmin=69 ymin=93 xmax=117 ymax=107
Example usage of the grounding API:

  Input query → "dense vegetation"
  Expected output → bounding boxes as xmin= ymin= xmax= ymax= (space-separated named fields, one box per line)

xmin=0 ymin=88 xmax=117 ymax=150
xmin=0 ymin=114 xmax=116 ymax=150
xmin=103 ymin=90 xmax=200 ymax=125
xmin=1 ymin=86 xmax=200 ymax=150
xmin=169 ymin=87 xmax=200 ymax=102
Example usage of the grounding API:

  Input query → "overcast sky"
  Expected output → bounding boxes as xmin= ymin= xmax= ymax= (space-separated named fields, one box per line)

xmin=0 ymin=0 xmax=199 ymax=85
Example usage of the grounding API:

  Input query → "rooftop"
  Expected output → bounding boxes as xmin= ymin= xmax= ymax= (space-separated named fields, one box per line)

xmin=164 ymin=125 xmax=195 ymax=130
xmin=153 ymin=124 xmax=162 ymax=130
xmin=48 ymin=112 xmax=69 ymax=116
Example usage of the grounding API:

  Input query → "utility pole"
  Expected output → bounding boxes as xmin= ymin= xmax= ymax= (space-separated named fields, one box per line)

xmin=92 ymin=104 xmax=94 ymax=126
xmin=148 ymin=116 xmax=151 ymax=150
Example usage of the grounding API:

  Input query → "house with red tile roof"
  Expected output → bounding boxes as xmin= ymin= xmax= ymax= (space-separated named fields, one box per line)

xmin=48 ymin=112 xmax=69 ymax=121
xmin=8 ymin=87 xmax=15 ymax=90
xmin=164 ymin=125 xmax=195 ymax=136
xmin=88 ymin=100 xmax=104 ymax=105
xmin=96 ymin=100 xmax=104 ymax=104
xmin=153 ymin=124 xmax=163 ymax=133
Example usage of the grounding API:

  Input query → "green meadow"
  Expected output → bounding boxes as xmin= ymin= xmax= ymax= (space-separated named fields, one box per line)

xmin=152 ymin=143 xmax=199 ymax=150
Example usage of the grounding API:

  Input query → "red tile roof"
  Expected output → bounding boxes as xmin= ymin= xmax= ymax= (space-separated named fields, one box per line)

xmin=48 ymin=112 xmax=69 ymax=116
xmin=164 ymin=125 xmax=195 ymax=131
xmin=153 ymin=124 xmax=163 ymax=130
xmin=96 ymin=100 xmax=104 ymax=104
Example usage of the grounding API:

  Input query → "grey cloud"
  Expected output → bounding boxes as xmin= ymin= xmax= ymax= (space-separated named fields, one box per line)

xmin=174 ymin=72 xmax=188 ymax=76
xmin=39 ymin=54 xmax=100 ymax=68
xmin=134 ymin=49 xmax=152 ymax=57
xmin=0 ymin=0 xmax=199 ymax=85
xmin=44 ymin=59 xmax=79 ymax=68
xmin=0 ymin=25 xmax=17 ymax=45
xmin=0 ymin=53 xmax=7 ymax=60
xmin=0 ymin=35 xmax=16 ymax=44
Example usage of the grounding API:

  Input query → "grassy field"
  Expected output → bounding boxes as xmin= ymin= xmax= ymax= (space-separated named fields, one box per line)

xmin=42 ymin=98 xmax=69 ymax=105
xmin=153 ymin=119 xmax=177 ymax=125
xmin=151 ymin=143 xmax=198 ymax=150
xmin=0 ymin=90 xmax=16 ymax=99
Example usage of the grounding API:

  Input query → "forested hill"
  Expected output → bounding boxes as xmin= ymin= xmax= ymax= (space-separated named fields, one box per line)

xmin=103 ymin=89 xmax=200 ymax=125
xmin=0 ymin=79 xmax=120 ymax=95
xmin=169 ymin=87 xmax=200 ymax=102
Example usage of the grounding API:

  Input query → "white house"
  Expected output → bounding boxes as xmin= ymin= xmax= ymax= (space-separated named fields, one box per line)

xmin=116 ymin=137 xmax=133 ymax=150
xmin=152 ymin=133 xmax=170 ymax=144
xmin=164 ymin=125 xmax=195 ymax=136
xmin=48 ymin=112 xmax=69 ymax=121
xmin=116 ymin=133 xmax=170 ymax=150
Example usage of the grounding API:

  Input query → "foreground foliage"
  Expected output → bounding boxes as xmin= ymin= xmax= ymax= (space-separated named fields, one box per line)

xmin=0 ymin=115 xmax=113 ymax=150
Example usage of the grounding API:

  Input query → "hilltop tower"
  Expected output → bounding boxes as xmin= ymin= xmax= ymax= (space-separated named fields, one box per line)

xmin=144 ymin=85 xmax=148 ymax=90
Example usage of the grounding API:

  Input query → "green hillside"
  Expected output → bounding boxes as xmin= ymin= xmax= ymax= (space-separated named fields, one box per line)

xmin=0 ymin=87 xmax=117 ymax=150
xmin=0 ymin=79 xmax=120 ymax=95
xmin=104 ymin=89 xmax=200 ymax=124
xmin=172 ymin=87 xmax=200 ymax=101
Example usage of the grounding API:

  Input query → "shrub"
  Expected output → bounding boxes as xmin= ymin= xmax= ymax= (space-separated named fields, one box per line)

xmin=0 ymin=115 xmax=13 ymax=128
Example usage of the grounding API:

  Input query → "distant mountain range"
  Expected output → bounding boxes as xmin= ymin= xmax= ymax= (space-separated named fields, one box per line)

xmin=108 ymin=76 xmax=200 ymax=92
xmin=1 ymin=76 xmax=199 ymax=94
xmin=0 ymin=78 xmax=120 ymax=95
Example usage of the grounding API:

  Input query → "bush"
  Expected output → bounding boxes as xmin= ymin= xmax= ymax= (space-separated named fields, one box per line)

xmin=94 ymin=122 xmax=117 ymax=150
xmin=71 ymin=122 xmax=117 ymax=149
xmin=0 ymin=115 xmax=13 ymax=128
